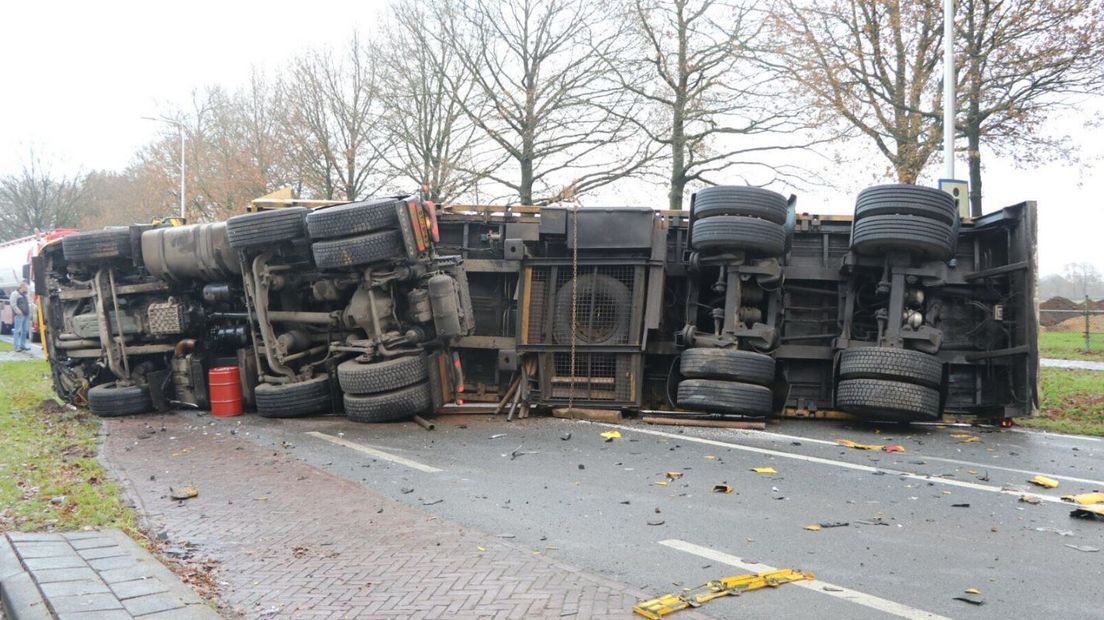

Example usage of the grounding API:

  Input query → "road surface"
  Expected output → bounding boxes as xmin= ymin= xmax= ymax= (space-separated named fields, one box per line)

xmin=213 ymin=412 xmax=1104 ymax=619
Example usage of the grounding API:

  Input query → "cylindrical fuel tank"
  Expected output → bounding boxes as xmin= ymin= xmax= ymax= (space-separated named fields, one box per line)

xmin=428 ymin=274 xmax=462 ymax=338
xmin=208 ymin=366 xmax=243 ymax=417
xmin=142 ymin=222 xmax=241 ymax=281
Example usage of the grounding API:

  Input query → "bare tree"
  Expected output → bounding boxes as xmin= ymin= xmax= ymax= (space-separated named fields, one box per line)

xmin=956 ymin=0 xmax=1104 ymax=215
xmin=433 ymin=0 xmax=654 ymax=205
xmin=378 ymin=1 xmax=493 ymax=202
xmin=773 ymin=0 xmax=944 ymax=184
xmin=0 ymin=151 xmax=87 ymax=237
xmin=281 ymin=34 xmax=391 ymax=201
xmin=1065 ymin=262 xmax=1103 ymax=299
xmin=610 ymin=0 xmax=827 ymax=210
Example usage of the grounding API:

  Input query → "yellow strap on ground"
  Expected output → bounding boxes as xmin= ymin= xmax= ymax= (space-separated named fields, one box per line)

xmin=633 ymin=569 xmax=814 ymax=619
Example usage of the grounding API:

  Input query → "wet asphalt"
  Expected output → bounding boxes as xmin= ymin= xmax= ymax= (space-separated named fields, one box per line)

xmin=187 ymin=412 xmax=1103 ymax=619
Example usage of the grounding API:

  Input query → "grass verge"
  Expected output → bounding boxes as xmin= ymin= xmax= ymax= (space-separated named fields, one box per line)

xmin=0 ymin=338 xmax=11 ymax=352
xmin=1039 ymin=331 xmax=1104 ymax=362
xmin=1019 ymin=367 xmax=1104 ymax=436
xmin=0 ymin=360 xmax=137 ymax=535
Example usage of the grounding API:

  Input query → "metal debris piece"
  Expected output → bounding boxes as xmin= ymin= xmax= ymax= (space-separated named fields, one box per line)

xmin=401 ymin=488 xmax=414 ymax=494
xmin=561 ymin=432 xmax=572 ymax=441
xmin=953 ymin=597 xmax=985 ymax=606
xmin=647 ymin=520 xmax=665 ymax=526
xmin=751 ymin=467 xmax=776 ymax=474
xmin=170 ymin=485 xmax=198 ymax=500
xmin=666 ymin=471 xmax=684 ymax=480
xmin=422 ymin=499 xmax=444 ymax=506
xmin=1062 ymin=493 xmax=1104 ymax=505
xmin=951 ymin=503 xmax=971 ymax=508
xmin=633 ymin=569 xmax=814 ymax=618
xmin=1029 ymin=475 xmax=1059 ymax=488
xmin=490 ymin=434 xmax=506 ymax=439
xmin=712 ymin=484 xmax=733 ymax=494
xmin=818 ymin=522 xmax=849 ymax=528
xmin=1020 ymin=494 xmax=1041 ymax=504
xmin=600 ymin=430 xmax=622 ymax=442
xmin=1065 ymin=544 xmax=1100 ymax=552
xmin=1034 ymin=526 xmax=1075 ymax=536
xmin=1071 ymin=505 xmax=1104 ymax=520
xmin=804 ymin=524 xmax=822 ymax=531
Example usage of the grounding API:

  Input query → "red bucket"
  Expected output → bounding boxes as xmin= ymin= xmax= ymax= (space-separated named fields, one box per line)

xmin=208 ymin=366 xmax=242 ymax=417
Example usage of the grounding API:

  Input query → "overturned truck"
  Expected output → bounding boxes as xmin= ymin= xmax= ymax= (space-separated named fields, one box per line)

xmin=36 ymin=184 xmax=1038 ymax=424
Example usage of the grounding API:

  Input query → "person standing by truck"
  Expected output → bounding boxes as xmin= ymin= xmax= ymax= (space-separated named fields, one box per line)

xmin=9 ymin=281 xmax=30 ymax=352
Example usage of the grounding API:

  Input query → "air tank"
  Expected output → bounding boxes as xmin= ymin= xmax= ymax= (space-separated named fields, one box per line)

xmin=141 ymin=222 xmax=240 ymax=281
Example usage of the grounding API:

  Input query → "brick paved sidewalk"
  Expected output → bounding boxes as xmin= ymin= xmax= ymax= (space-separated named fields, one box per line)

xmin=1 ymin=529 xmax=217 ymax=619
xmin=101 ymin=414 xmax=686 ymax=620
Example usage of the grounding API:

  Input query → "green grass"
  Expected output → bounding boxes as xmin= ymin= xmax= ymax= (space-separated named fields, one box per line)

xmin=1039 ymin=331 xmax=1104 ymax=361
xmin=0 ymin=338 xmax=11 ymax=352
xmin=1019 ymin=367 xmax=1104 ymax=436
xmin=0 ymin=360 xmax=136 ymax=534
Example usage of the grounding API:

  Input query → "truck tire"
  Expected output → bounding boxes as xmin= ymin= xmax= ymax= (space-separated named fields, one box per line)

xmin=855 ymin=185 xmax=957 ymax=225
xmin=693 ymin=186 xmax=788 ymax=225
xmin=680 ymin=349 xmax=775 ymax=386
xmin=226 ymin=207 xmax=309 ymax=250
xmin=88 ymin=382 xmax=151 ymax=417
xmin=836 ymin=378 xmax=940 ymax=422
xmin=677 ymin=379 xmax=773 ymax=416
xmin=839 ymin=347 xmax=942 ymax=389
xmin=552 ymin=273 xmax=633 ymax=345
xmin=850 ymin=214 xmax=954 ymax=261
xmin=306 ymin=198 xmax=401 ymax=240
xmin=338 ymin=354 xmax=428 ymax=395
xmin=311 ymin=229 xmax=404 ymax=270
xmin=691 ymin=216 xmax=786 ymax=257
xmin=344 ymin=382 xmax=432 ymax=423
xmin=62 ymin=229 xmax=133 ymax=262
xmin=255 ymin=375 xmax=332 ymax=418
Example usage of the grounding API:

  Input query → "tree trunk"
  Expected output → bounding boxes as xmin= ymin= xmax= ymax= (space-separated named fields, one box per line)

xmin=520 ymin=157 xmax=533 ymax=206
xmin=967 ymin=126 xmax=982 ymax=217
xmin=669 ymin=117 xmax=685 ymax=211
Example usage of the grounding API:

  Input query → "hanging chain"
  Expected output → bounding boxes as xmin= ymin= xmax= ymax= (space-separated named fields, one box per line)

xmin=569 ymin=202 xmax=579 ymax=409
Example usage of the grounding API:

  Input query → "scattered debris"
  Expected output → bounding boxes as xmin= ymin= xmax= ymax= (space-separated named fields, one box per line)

xmin=490 ymin=434 xmax=506 ymax=440
xmin=647 ymin=520 xmax=665 ymax=526
xmin=964 ymin=588 xmax=981 ymax=595
xmin=1029 ymin=475 xmax=1059 ymax=489
xmin=704 ymin=455 xmax=718 ymax=461
xmin=170 ymin=484 xmax=198 ymax=500
xmin=578 ymin=464 xmax=585 ymax=470
xmin=600 ymin=430 xmax=622 ymax=442
xmin=1062 ymin=492 xmax=1104 ymax=505
xmin=633 ymin=569 xmax=814 ymax=618
xmin=1071 ymin=505 xmax=1104 ymax=520
xmin=400 ymin=487 xmax=414 ymax=494
xmin=666 ymin=471 xmax=683 ymax=480
xmin=818 ymin=522 xmax=849 ymax=528
xmin=292 ymin=546 xmax=308 ymax=558
xmin=413 ymin=415 xmax=435 ymax=431
xmin=822 ymin=585 xmax=844 ymax=592
xmin=883 ymin=445 xmax=905 ymax=453
xmin=751 ymin=467 xmax=776 ymax=474
xmin=653 ymin=480 xmax=669 ymax=487
xmin=950 ymin=434 xmax=980 ymax=443
xmin=1065 ymin=544 xmax=1100 ymax=552
xmin=49 ymin=495 xmax=66 ymax=505
xmin=953 ymin=597 xmax=985 ymax=606
xmin=1019 ymin=494 xmax=1042 ymax=505
xmin=497 ymin=534 xmax=516 ymax=539
xmin=561 ymin=432 xmax=572 ymax=441
xmin=477 ymin=546 xmax=486 ymax=552
xmin=422 ymin=499 xmax=444 ymax=506
xmin=804 ymin=524 xmax=822 ymax=531
xmin=836 ymin=438 xmax=902 ymax=452
xmin=951 ymin=503 xmax=971 ymax=508
xmin=1034 ymin=526 xmax=1075 ymax=536
xmin=712 ymin=484 xmax=733 ymax=494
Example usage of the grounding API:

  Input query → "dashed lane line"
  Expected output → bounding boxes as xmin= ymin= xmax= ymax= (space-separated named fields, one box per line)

xmin=305 ymin=431 xmax=443 ymax=473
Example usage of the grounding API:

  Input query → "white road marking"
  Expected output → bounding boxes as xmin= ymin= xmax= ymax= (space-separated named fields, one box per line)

xmin=1010 ymin=427 xmax=1102 ymax=443
xmin=305 ymin=431 xmax=442 ymax=473
xmin=592 ymin=422 xmax=1070 ymax=504
xmin=693 ymin=426 xmax=1104 ymax=487
xmin=659 ymin=539 xmax=952 ymax=620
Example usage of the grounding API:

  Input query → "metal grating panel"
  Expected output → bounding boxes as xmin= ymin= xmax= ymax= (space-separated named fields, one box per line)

xmin=524 ymin=264 xmax=642 ymax=346
xmin=543 ymin=352 xmax=636 ymax=403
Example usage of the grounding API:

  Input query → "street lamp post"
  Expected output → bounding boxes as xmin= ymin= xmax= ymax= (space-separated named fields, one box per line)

xmin=142 ymin=116 xmax=186 ymax=220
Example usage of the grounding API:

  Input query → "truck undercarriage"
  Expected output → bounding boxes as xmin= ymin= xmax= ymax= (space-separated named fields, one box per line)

xmin=37 ymin=184 xmax=1038 ymax=425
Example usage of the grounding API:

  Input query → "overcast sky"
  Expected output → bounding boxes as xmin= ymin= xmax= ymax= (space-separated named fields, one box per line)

xmin=2 ymin=0 xmax=1100 ymax=276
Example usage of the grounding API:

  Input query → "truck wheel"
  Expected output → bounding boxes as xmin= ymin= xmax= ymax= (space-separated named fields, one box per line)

xmin=226 ymin=207 xmax=309 ymax=250
xmin=855 ymin=185 xmax=957 ymax=225
xmin=680 ymin=349 xmax=775 ymax=386
xmin=691 ymin=216 xmax=786 ymax=257
xmin=344 ymin=382 xmax=432 ymax=423
xmin=62 ymin=229 xmax=133 ymax=262
xmin=692 ymin=186 xmax=788 ymax=225
xmin=552 ymin=273 xmax=632 ymax=345
xmin=306 ymin=198 xmax=401 ymax=240
xmin=850 ymin=214 xmax=954 ymax=261
xmin=338 ymin=354 xmax=428 ymax=395
xmin=311 ymin=229 xmax=404 ymax=270
xmin=677 ymin=379 xmax=773 ymax=416
xmin=838 ymin=347 xmax=942 ymax=389
xmin=836 ymin=378 xmax=940 ymax=421
xmin=88 ymin=382 xmax=151 ymax=417
xmin=255 ymin=375 xmax=332 ymax=418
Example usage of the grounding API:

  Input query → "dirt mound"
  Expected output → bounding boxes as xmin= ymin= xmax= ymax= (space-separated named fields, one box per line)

xmin=1045 ymin=314 xmax=1104 ymax=332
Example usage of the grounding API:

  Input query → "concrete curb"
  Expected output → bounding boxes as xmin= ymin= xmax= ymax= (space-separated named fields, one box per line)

xmin=0 ymin=535 xmax=52 ymax=620
xmin=100 ymin=529 xmax=217 ymax=616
